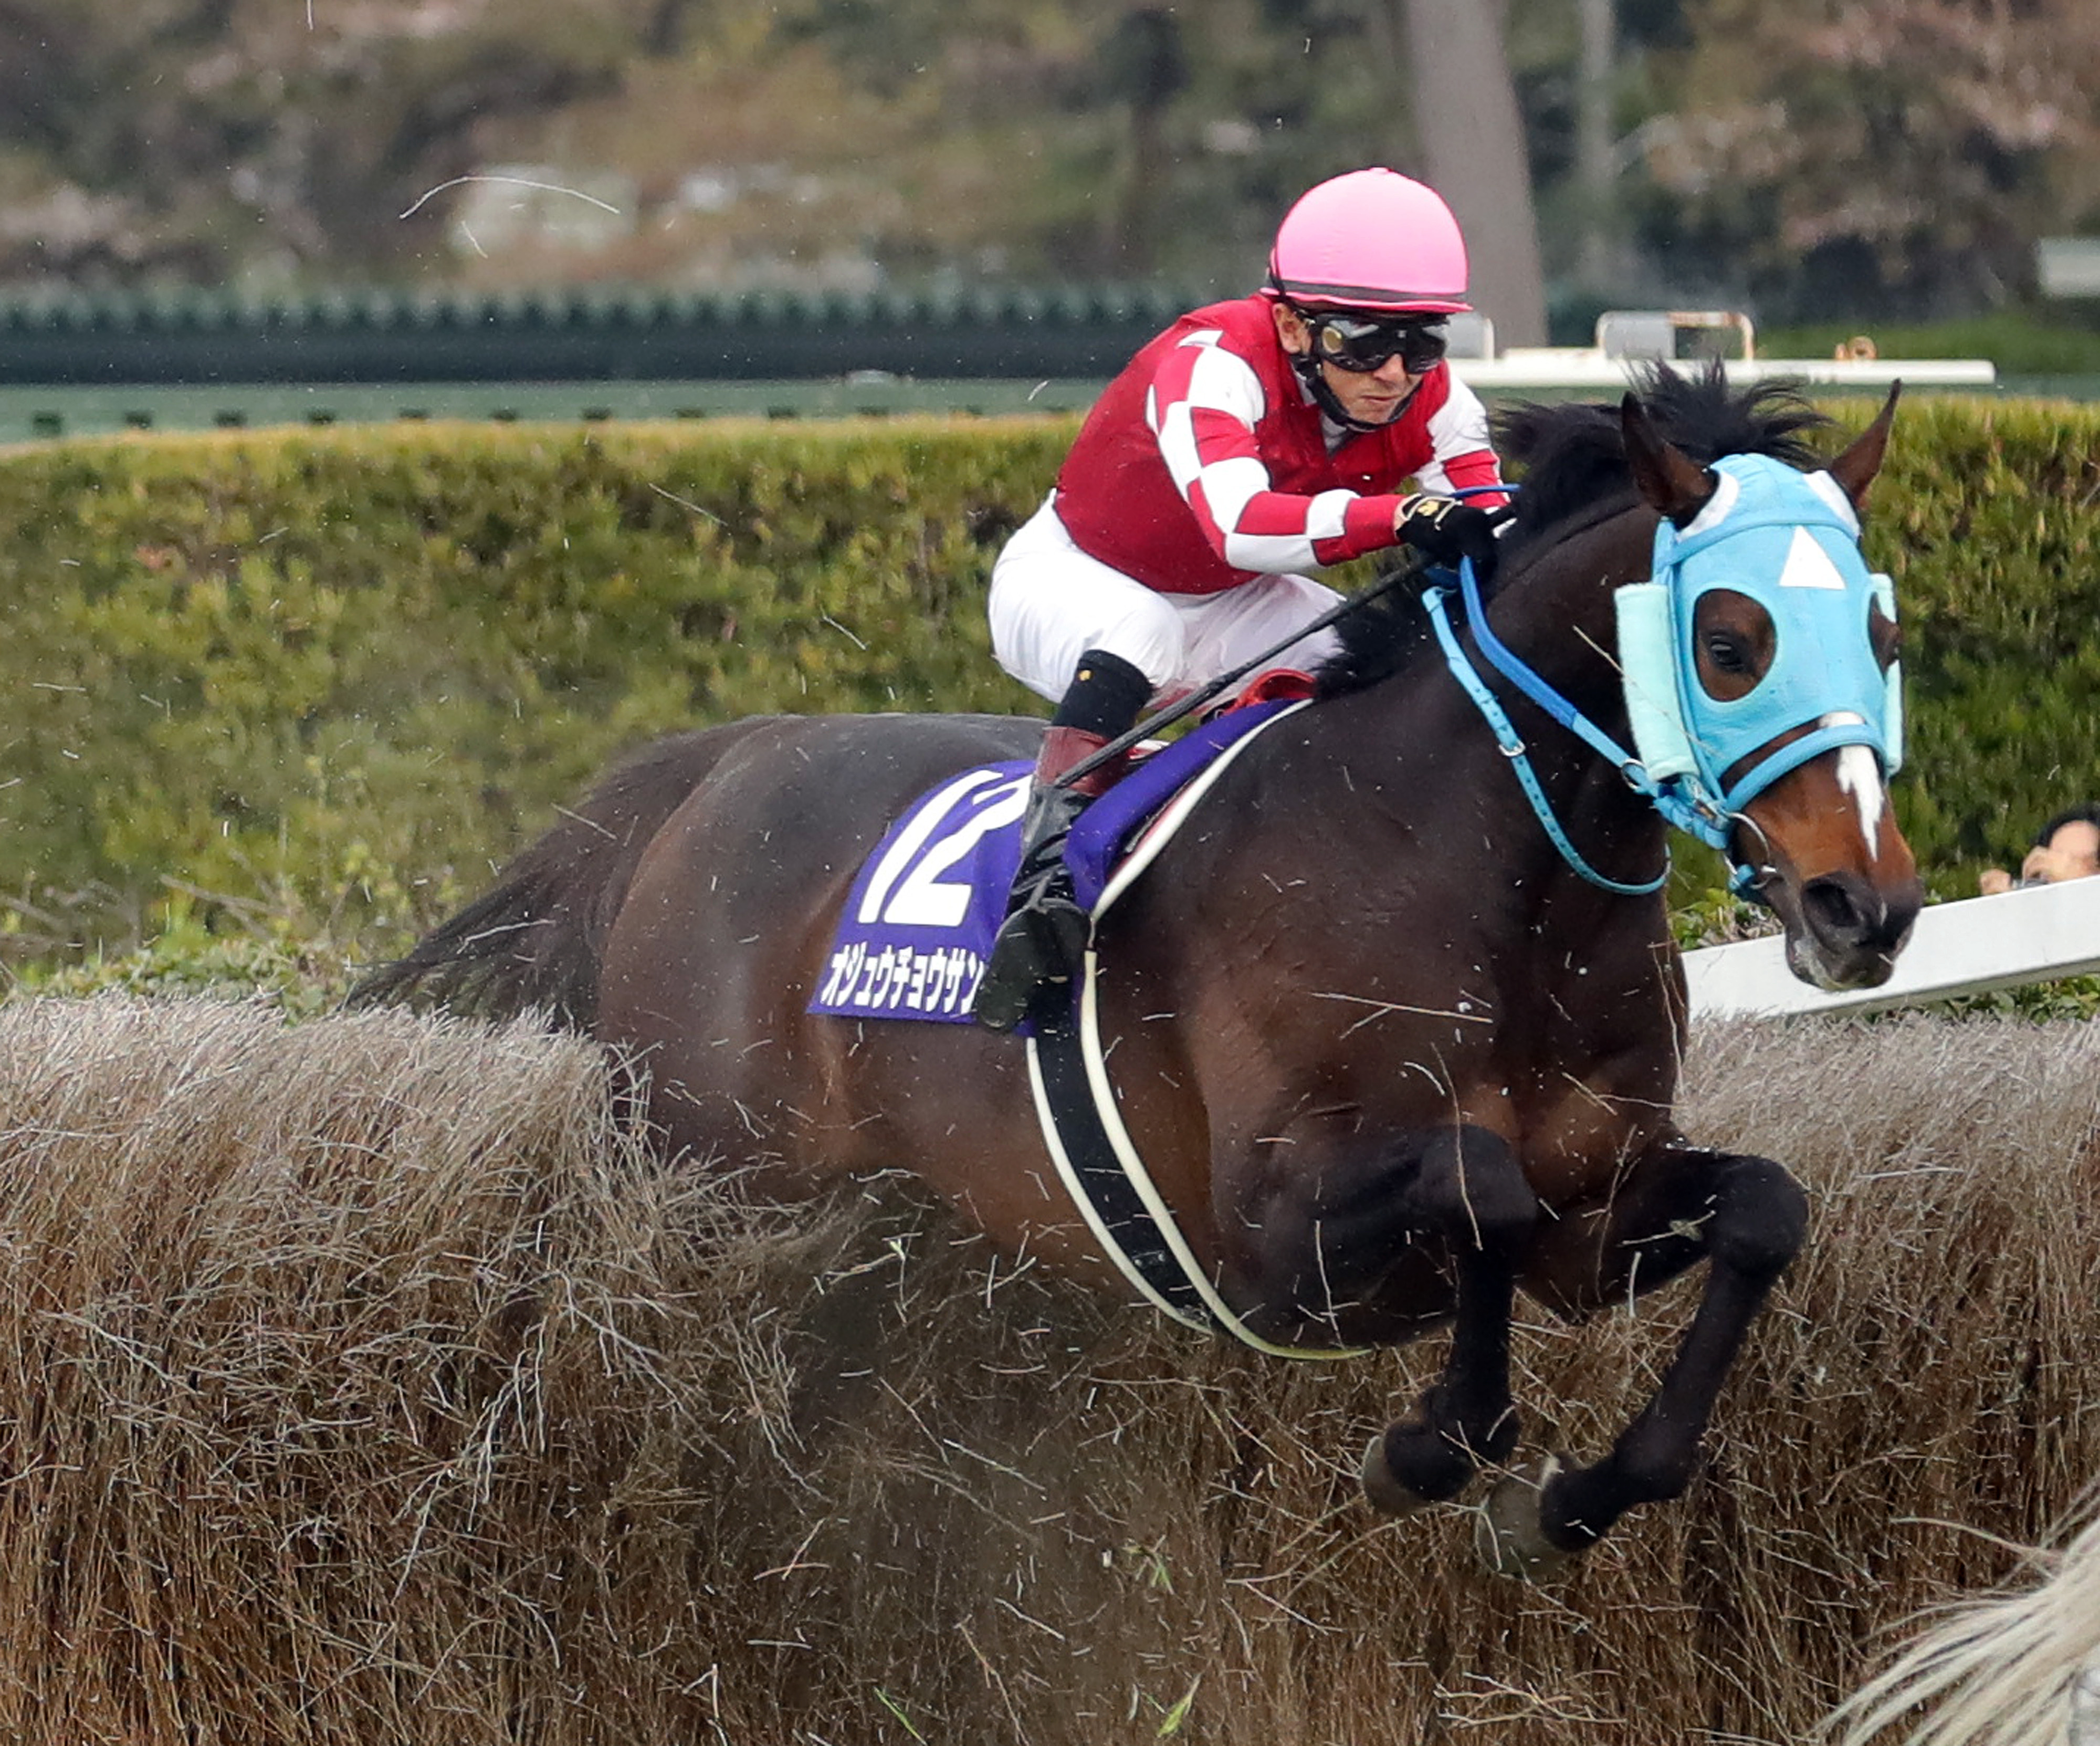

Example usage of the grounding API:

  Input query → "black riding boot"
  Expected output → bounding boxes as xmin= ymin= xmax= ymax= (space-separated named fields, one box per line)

xmin=971 ymin=649 xmax=1150 ymax=1033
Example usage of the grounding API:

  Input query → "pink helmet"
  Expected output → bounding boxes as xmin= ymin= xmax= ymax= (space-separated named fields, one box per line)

xmin=1266 ymin=168 xmax=1471 ymax=315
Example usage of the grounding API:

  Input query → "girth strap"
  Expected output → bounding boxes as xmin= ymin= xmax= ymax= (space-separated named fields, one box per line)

xmin=1025 ymin=955 xmax=1367 ymax=1361
xmin=1023 ymin=698 xmax=1365 ymax=1360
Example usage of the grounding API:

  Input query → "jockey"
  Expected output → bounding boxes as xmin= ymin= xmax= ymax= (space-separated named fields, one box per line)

xmin=972 ymin=166 xmax=1511 ymax=1031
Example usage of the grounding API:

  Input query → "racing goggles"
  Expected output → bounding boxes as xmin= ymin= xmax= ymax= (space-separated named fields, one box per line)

xmin=1303 ymin=310 xmax=1448 ymax=374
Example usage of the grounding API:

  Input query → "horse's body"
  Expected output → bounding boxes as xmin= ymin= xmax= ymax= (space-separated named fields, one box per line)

xmin=359 ymin=369 xmax=1922 ymax=1572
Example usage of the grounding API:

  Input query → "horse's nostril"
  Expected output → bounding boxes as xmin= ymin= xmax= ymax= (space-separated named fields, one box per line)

xmin=1802 ymin=876 xmax=1871 ymax=942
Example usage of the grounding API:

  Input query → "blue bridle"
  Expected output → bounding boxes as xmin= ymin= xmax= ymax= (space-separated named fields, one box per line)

xmin=1424 ymin=456 xmax=1902 ymax=897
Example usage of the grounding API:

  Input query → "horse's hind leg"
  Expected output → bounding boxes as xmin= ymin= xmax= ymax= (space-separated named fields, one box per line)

xmin=1481 ymin=1142 xmax=1808 ymax=1576
xmin=1349 ymin=1125 xmax=1540 ymax=1515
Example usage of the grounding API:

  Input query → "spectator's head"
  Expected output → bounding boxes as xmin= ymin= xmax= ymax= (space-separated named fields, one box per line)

xmin=2021 ymin=805 xmax=2100 ymax=887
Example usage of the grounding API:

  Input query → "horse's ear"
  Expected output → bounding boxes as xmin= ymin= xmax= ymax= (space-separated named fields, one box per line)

xmin=1825 ymin=381 xmax=1902 ymax=511
xmin=1622 ymin=392 xmax=1716 ymax=528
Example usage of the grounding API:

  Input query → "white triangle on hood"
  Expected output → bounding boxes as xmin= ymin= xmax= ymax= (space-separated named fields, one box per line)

xmin=1777 ymin=525 xmax=1847 ymax=590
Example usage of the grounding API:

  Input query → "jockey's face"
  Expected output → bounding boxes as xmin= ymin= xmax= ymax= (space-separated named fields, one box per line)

xmin=1272 ymin=301 xmax=1419 ymax=427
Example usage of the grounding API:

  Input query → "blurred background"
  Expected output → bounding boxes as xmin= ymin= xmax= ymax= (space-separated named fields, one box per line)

xmin=1 ymin=0 xmax=2094 ymax=353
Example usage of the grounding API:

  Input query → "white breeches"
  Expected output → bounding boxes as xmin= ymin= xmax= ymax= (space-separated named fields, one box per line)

xmin=987 ymin=495 xmax=1345 ymax=705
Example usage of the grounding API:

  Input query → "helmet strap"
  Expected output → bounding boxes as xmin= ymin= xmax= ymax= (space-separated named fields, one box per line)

xmin=1288 ymin=349 xmax=1397 ymax=435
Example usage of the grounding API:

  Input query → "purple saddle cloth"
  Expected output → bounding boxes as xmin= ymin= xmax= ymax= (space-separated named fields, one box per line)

xmin=808 ymin=701 xmax=1298 ymax=1025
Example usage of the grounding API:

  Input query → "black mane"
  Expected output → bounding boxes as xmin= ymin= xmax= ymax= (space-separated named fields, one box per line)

xmin=1312 ymin=362 xmax=1831 ymax=699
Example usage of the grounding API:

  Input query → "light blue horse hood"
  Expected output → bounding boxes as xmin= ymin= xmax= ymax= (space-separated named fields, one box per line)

xmin=1618 ymin=452 xmax=1902 ymax=822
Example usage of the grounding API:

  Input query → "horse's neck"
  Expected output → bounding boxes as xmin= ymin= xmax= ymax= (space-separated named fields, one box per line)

xmin=1425 ymin=505 xmax=1668 ymax=884
xmin=1279 ymin=505 xmax=1666 ymax=895
xmin=1488 ymin=505 xmax=1655 ymax=719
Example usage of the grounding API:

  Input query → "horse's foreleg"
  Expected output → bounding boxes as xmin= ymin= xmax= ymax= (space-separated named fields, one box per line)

xmin=1490 ymin=1142 xmax=1808 ymax=1570
xmin=1347 ymin=1124 xmax=1540 ymax=1514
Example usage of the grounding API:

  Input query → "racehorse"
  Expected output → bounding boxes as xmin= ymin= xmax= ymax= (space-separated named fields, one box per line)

xmin=1828 ymin=1495 xmax=2100 ymax=1746
xmin=352 ymin=365 xmax=1922 ymax=1576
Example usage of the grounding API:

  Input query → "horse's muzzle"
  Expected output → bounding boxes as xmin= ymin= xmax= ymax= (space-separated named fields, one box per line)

xmin=1785 ymin=870 xmax=1923 ymax=990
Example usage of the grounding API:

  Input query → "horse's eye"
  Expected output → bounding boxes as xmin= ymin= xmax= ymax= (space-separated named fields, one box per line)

xmin=1870 ymin=604 xmax=1902 ymax=670
xmin=1692 ymin=588 xmax=1773 ymax=700
xmin=1704 ymin=632 xmax=1751 ymax=675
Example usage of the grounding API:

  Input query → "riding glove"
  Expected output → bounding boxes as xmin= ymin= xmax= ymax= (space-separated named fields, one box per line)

xmin=1394 ymin=493 xmax=1503 ymax=579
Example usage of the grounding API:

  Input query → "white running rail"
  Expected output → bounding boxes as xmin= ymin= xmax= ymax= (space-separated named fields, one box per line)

xmin=1685 ymin=877 xmax=2100 ymax=1019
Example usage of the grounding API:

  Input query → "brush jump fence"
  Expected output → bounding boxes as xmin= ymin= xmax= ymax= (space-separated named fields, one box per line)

xmin=0 ymin=995 xmax=2096 ymax=1744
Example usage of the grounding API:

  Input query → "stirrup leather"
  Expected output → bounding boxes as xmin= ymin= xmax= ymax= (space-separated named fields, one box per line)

xmin=971 ymin=778 xmax=1092 ymax=1033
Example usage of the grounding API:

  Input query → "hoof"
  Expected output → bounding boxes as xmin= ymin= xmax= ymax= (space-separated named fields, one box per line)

xmin=1359 ymin=1430 xmax=1438 ymax=1517
xmin=1360 ymin=1404 xmax=1518 ymax=1517
xmin=1474 ymin=1457 xmax=1583 ymax=1583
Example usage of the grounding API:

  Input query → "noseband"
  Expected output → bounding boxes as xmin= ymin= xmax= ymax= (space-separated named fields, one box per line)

xmin=1427 ymin=456 xmax=1902 ymax=896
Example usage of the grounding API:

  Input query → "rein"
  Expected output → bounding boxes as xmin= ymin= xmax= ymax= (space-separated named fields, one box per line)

xmin=1424 ymin=483 xmax=1702 ymax=895
xmin=1423 ymin=568 xmax=1675 ymax=896
xmin=1056 ymin=487 xmax=1684 ymax=891
xmin=1428 ymin=545 xmax=1765 ymax=896
xmin=1056 ymin=550 xmax=1434 ymax=793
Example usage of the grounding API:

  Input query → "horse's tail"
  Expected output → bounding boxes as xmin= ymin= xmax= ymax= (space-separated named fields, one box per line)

xmin=346 ymin=727 xmax=738 ymax=1032
xmin=1825 ymin=1498 xmax=2100 ymax=1746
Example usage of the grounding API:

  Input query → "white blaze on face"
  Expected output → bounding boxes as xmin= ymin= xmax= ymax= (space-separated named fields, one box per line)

xmin=1822 ymin=712 xmax=1886 ymax=854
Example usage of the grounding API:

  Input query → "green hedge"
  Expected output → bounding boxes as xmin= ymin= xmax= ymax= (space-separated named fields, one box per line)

xmin=0 ymin=400 xmax=2095 ymax=968
xmin=1759 ymin=312 xmax=2100 ymax=373
xmin=1864 ymin=394 xmax=2100 ymax=877
xmin=0 ymin=419 xmax=1062 ymax=960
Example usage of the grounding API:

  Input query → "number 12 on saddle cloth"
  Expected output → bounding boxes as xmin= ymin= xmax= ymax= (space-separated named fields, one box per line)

xmin=807 ymin=701 xmax=1303 ymax=1026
